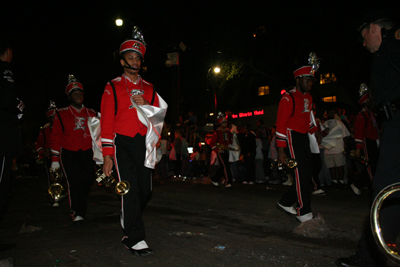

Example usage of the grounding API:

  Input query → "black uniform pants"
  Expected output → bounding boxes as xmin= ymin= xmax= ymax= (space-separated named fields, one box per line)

xmin=0 ymin=156 xmax=13 ymax=222
xmin=211 ymin=151 xmax=232 ymax=184
xmin=60 ymin=148 xmax=96 ymax=220
xmin=311 ymin=153 xmax=322 ymax=191
xmin=279 ymin=131 xmax=312 ymax=216
xmin=355 ymin=113 xmax=400 ymax=265
xmin=353 ymin=138 xmax=379 ymax=190
xmin=114 ymin=134 xmax=152 ymax=246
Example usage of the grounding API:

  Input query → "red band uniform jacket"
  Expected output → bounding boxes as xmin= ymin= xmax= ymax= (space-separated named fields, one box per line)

xmin=100 ymin=74 xmax=160 ymax=157
xmin=35 ymin=123 xmax=52 ymax=158
xmin=276 ymin=88 xmax=317 ymax=147
xmin=51 ymin=106 xmax=97 ymax=162
xmin=354 ymin=108 xmax=379 ymax=149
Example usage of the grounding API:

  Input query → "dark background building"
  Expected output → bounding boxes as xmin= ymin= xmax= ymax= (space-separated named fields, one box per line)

xmin=1 ymin=0 xmax=399 ymax=140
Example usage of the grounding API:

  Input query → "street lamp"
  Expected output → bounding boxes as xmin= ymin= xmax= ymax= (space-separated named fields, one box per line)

xmin=115 ymin=18 xmax=134 ymax=27
xmin=115 ymin=19 xmax=123 ymax=26
xmin=208 ymin=66 xmax=221 ymax=127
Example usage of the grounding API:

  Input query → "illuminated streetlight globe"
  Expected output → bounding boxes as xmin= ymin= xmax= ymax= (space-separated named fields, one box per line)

xmin=115 ymin=19 xmax=123 ymax=26
xmin=214 ymin=67 xmax=220 ymax=74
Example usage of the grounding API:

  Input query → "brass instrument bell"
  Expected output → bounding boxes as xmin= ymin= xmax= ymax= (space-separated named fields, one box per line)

xmin=285 ymin=158 xmax=297 ymax=168
xmin=96 ymin=167 xmax=130 ymax=196
xmin=48 ymin=168 xmax=66 ymax=203
xmin=270 ymin=158 xmax=297 ymax=170
xmin=370 ymin=182 xmax=400 ymax=265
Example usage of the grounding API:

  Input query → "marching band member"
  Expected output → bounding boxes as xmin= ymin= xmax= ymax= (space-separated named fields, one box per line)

xmin=209 ymin=113 xmax=233 ymax=187
xmin=35 ymin=100 xmax=59 ymax=206
xmin=350 ymin=84 xmax=379 ymax=196
xmin=276 ymin=56 xmax=319 ymax=223
xmin=50 ymin=75 xmax=97 ymax=225
xmin=100 ymin=26 xmax=167 ymax=257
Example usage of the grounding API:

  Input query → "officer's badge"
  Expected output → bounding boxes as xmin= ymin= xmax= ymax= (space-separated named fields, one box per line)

xmin=395 ymin=29 xmax=400 ymax=40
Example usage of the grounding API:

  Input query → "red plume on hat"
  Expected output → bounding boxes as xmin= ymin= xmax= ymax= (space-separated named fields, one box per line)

xmin=119 ymin=26 xmax=147 ymax=59
xmin=46 ymin=100 xmax=57 ymax=118
xmin=65 ymin=75 xmax=83 ymax=95
xmin=358 ymin=83 xmax=371 ymax=105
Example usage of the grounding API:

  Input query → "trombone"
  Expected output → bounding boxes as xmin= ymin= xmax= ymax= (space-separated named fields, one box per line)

xmin=370 ymin=182 xmax=400 ymax=265
xmin=95 ymin=167 xmax=130 ymax=196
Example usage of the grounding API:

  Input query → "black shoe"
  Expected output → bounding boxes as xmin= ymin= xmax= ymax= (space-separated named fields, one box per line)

xmin=122 ymin=238 xmax=154 ymax=257
xmin=0 ymin=243 xmax=16 ymax=252
xmin=335 ymin=255 xmax=374 ymax=267
xmin=128 ymin=247 xmax=154 ymax=257
xmin=73 ymin=220 xmax=84 ymax=226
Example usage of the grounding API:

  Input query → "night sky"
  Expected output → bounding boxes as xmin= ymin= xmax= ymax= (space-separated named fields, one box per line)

xmin=1 ymin=1 xmax=399 ymax=139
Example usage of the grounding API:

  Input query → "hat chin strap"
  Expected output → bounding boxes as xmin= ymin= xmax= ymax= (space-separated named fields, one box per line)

xmin=122 ymin=58 xmax=140 ymax=71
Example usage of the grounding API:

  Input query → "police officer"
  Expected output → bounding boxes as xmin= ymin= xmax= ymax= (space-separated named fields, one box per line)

xmin=0 ymin=40 xmax=24 ymax=251
xmin=336 ymin=11 xmax=400 ymax=267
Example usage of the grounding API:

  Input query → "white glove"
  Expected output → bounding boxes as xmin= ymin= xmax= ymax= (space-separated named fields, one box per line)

xmin=51 ymin=162 xmax=60 ymax=171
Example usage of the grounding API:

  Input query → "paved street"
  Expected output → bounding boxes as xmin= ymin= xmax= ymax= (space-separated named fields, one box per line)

xmin=0 ymin=169 xmax=376 ymax=267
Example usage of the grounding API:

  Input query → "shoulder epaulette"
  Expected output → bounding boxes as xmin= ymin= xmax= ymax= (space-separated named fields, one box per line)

xmin=58 ymin=107 xmax=69 ymax=112
xmin=142 ymin=79 xmax=153 ymax=86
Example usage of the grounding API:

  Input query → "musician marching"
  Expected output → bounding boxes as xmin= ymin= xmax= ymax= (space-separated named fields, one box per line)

xmin=50 ymin=75 xmax=98 ymax=225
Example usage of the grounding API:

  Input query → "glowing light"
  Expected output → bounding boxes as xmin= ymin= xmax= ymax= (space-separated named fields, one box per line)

xmin=115 ymin=19 xmax=123 ymax=26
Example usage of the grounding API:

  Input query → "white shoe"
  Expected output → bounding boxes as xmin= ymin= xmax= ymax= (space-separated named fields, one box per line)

xmin=276 ymin=203 xmax=297 ymax=215
xmin=312 ymin=189 xmax=326 ymax=196
xmin=350 ymin=184 xmax=361 ymax=195
xmin=296 ymin=212 xmax=313 ymax=223
xmin=248 ymin=181 xmax=254 ymax=185
xmin=132 ymin=240 xmax=149 ymax=250
xmin=211 ymin=181 xmax=219 ymax=187
xmin=52 ymin=202 xmax=59 ymax=207
xmin=242 ymin=181 xmax=248 ymax=184
xmin=74 ymin=215 xmax=84 ymax=222
xmin=282 ymin=179 xmax=293 ymax=186
xmin=225 ymin=184 xmax=232 ymax=188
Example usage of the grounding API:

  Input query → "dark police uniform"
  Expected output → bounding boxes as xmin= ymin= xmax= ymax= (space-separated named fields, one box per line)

xmin=0 ymin=59 xmax=23 ymax=222
xmin=339 ymin=25 xmax=400 ymax=267
xmin=363 ymin=25 xmax=400 ymax=264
